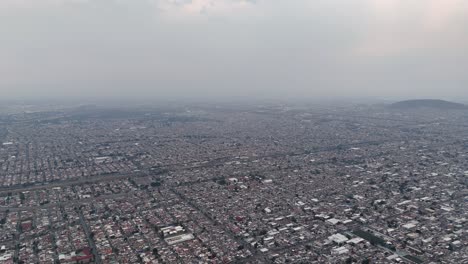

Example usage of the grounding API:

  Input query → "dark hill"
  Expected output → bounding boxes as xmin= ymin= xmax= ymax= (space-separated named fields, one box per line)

xmin=390 ymin=99 xmax=467 ymax=110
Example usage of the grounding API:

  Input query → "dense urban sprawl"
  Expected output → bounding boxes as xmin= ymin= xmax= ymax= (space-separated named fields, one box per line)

xmin=0 ymin=103 xmax=467 ymax=263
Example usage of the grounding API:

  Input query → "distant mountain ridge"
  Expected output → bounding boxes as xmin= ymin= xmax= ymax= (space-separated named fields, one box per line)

xmin=390 ymin=99 xmax=467 ymax=110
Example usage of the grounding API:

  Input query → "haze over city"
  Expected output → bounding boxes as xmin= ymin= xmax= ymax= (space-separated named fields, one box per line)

xmin=0 ymin=1 xmax=467 ymax=264
xmin=1 ymin=0 xmax=468 ymax=100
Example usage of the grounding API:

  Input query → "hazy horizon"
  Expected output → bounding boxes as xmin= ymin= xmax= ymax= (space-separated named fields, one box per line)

xmin=1 ymin=0 xmax=468 ymax=100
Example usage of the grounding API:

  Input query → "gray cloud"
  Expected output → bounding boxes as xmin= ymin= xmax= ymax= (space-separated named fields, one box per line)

xmin=1 ymin=0 xmax=467 ymax=100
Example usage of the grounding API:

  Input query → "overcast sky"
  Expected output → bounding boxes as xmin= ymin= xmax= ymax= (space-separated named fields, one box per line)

xmin=1 ymin=0 xmax=467 ymax=101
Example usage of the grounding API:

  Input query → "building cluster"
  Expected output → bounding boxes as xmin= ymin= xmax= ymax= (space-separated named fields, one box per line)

xmin=0 ymin=104 xmax=467 ymax=263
